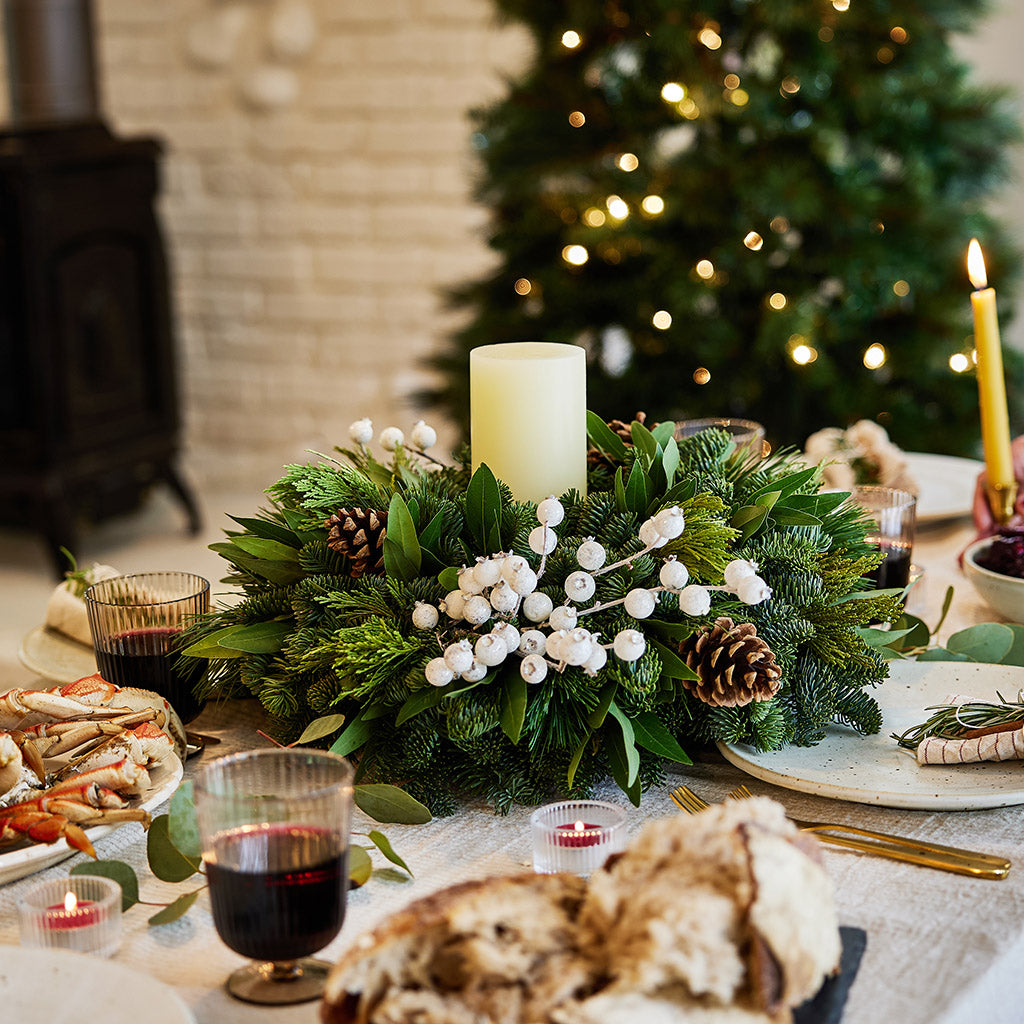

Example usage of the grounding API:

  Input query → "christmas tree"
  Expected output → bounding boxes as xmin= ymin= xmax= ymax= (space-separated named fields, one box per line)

xmin=426 ymin=0 xmax=1022 ymax=456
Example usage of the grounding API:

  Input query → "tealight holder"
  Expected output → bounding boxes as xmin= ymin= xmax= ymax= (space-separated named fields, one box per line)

xmin=530 ymin=800 xmax=627 ymax=876
xmin=19 ymin=875 xmax=123 ymax=957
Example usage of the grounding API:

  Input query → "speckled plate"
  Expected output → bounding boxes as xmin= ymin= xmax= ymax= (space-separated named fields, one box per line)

xmin=18 ymin=625 xmax=96 ymax=683
xmin=719 ymin=660 xmax=1024 ymax=810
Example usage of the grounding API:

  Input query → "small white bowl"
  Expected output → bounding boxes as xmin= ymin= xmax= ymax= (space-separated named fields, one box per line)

xmin=963 ymin=538 xmax=1024 ymax=623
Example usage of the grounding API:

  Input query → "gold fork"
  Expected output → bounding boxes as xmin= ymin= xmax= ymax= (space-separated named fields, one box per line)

xmin=669 ymin=784 xmax=1010 ymax=880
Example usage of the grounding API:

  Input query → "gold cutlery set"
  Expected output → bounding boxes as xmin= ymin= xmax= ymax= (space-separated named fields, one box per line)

xmin=670 ymin=784 xmax=1011 ymax=880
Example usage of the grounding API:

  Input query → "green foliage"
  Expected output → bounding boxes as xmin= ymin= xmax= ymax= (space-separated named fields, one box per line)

xmin=421 ymin=0 xmax=1022 ymax=457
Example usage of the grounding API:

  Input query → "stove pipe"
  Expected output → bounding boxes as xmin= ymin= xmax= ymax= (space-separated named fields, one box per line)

xmin=3 ymin=0 xmax=100 ymax=127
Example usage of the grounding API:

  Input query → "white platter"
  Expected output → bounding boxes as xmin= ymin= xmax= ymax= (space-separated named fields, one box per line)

xmin=719 ymin=660 xmax=1024 ymax=810
xmin=0 ymin=753 xmax=183 ymax=886
xmin=18 ymin=625 xmax=97 ymax=684
xmin=0 ymin=947 xmax=195 ymax=1024
xmin=904 ymin=451 xmax=982 ymax=524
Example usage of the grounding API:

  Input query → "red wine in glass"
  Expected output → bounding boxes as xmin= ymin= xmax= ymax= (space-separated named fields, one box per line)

xmin=868 ymin=541 xmax=912 ymax=591
xmin=206 ymin=824 xmax=349 ymax=963
xmin=94 ymin=627 xmax=206 ymax=723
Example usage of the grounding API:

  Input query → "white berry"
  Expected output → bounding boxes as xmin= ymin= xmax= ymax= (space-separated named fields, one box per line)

xmin=613 ymin=629 xmax=646 ymax=662
xmin=425 ymin=657 xmax=454 ymax=687
xmin=472 ymin=557 xmax=502 ymax=588
xmin=348 ymin=418 xmax=373 ymax=445
xmin=549 ymin=604 xmax=578 ymax=631
xmin=576 ymin=538 xmax=606 ymax=570
xmin=409 ymin=419 xmax=437 ymax=450
xmin=679 ymin=584 xmax=712 ymax=616
xmin=522 ymin=591 xmax=554 ymax=622
xmin=536 ymin=496 xmax=565 ymax=527
xmin=458 ymin=567 xmax=486 ymax=595
xmin=489 ymin=579 xmax=520 ymax=614
xmin=724 ymin=558 xmax=760 ymax=588
xmin=491 ymin=621 xmax=521 ymax=654
xmin=737 ymin=575 xmax=772 ymax=605
xmin=624 ymin=587 xmax=657 ymax=619
xmin=529 ymin=525 xmax=557 ymax=555
xmin=659 ymin=557 xmax=689 ymax=590
xmin=379 ymin=426 xmax=404 ymax=452
xmin=519 ymin=629 xmax=547 ymax=655
xmin=442 ymin=590 xmax=466 ymax=620
xmin=582 ymin=644 xmax=608 ymax=675
xmin=411 ymin=602 xmax=439 ymax=630
xmin=461 ymin=660 xmax=488 ymax=682
xmin=653 ymin=506 xmax=686 ymax=540
xmin=474 ymin=634 xmax=508 ymax=667
xmin=462 ymin=595 xmax=492 ymax=625
xmin=546 ymin=629 xmax=568 ymax=660
xmin=502 ymin=555 xmax=530 ymax=582
xmin=639 ymin=519 xmax=667 ymax=548
xmin=443 ymin=639 xmax=474 ymax=674
xmin=520 ymin=654 xmax=548 ymax=684
xmin=506 ymin=564 xmax=539 ymax=597
xmin=561 ymin=627 xmax=594 ymax=666
xmin=564 ymin=570 xmax=596 ymax=603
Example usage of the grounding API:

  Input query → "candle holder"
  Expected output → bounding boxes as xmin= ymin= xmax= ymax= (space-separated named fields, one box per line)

xmin=986 ymin=480 xmax=1019 ymax=525
xmin=18 ymin=875 xmax=122 ymax=957
xmin=530 ymin=800 xmax=627 ymax=876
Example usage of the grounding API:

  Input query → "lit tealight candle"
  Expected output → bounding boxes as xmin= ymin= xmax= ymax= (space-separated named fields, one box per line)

xmin=19 ymin=875 xmax=122 ymax=957
xmin=967 ymin=239 xmax=1017 ymax=522
xmin=531 ymin=800 xmax=626 ymax=875
xmin=553 ymin=819 xmax=602 ymax=848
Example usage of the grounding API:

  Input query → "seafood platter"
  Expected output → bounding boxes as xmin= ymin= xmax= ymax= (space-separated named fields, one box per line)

xmin=0 ymin=674 xmax=185 ymax=884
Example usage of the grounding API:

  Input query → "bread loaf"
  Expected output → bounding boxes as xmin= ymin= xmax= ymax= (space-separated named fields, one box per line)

xmin=321 ymin=797 xmax=840 ymax=1024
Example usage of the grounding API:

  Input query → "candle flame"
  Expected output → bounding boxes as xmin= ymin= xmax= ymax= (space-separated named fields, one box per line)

xmin=573 ymin=820 xmax=585 ymax=832
xmin=967 ymin=238 xmax=988 ymax=290
xmin=64 ymin=891 xmax=78 ymax=912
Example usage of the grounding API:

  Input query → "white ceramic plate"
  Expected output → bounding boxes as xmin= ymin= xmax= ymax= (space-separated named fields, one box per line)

xmin=0 ymin=947 xmax=195 ymax=1024
xmin=719 ymin=660 xmax=1024 ymax=810
xmin=0 ymin=753 xmax=183 ymax=885
xmin=18 ymin=625 xmax=97 ymax=684
xmin=904 ymin=451 xmax=982 ymax=524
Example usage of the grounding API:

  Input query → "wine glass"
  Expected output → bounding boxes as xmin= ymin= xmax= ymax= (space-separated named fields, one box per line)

xmin=194 ymin=748 xmax=354 ymax=1005
xmin=84 ymin=571 xmax=210 ymax=724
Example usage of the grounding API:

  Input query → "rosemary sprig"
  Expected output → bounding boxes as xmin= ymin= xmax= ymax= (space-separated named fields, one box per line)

xmin=892 ymin=691 xmax=1024 ymax=749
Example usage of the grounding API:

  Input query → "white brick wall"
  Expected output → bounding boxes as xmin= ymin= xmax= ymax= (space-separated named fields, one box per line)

xmin=0 ymin=0 xmax=531 ymax=491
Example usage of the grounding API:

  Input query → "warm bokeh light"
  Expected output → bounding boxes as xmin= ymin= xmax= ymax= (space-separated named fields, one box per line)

xmin=568 ymin=110 xmax=586 ymax=127
xmin=769 ymin=216 xmax=790 ymax=234
xmin=606 ymin=195 xmax=629 ymax=219
xmin=780 ymin=76 xmax=801 ymax=95
xmin=562 ymin=244 xmax=589 ymax=266
xmin=583 ymin=207 xmax=606 ymax=227
xmin=949 ymin=352 xmax=970 ymax=373
xmin=693 ymin=367 xmax=711 ymax=385
xmin=652 ymin=310 xmax=672 ymax=330
xmin=832 ymin=0 xmax=849 ymax=10
xmin=967 ymin=238 xmax=988 ymax=289
xmin=561 ymin=30 xmax=581 ymax=49
xmin=768 ymin=292 xmax=787 ymax=310
xmin=819 ymin=26 xmax=834 ymax=42
xmin=617 ymin=153 xmax=639 ymax=172
xmin=791 ymin=344 xmax=817 ymax=365
xmin=661 ymin=82 xmax=685 ymax=103
xmin=723 ymin=73 xmax=740 ymax=90
xmin=699 ymin=27 xmax=722 ymax=50
xmin=728 ymin=89 xmax=749 ymax=106
xmin=679 ymin=98 xmax=700 ymax=119
xmin=890 ymin=26 xmax=908 ymax=43
xmin=863 ymin=343 xmax=887 ymax=369
xmin=877 ymin=47 xmax=894 ymax=64
xmin=744 ymin=231 xmax=764 ymax=251
xmin=696 ymin=259 xmax=715 ymax=279
xmin=641 ymin=195 xmax=664 ymax=215
xmin=514 ymin=278 xmax=532 ymax=295
xmin=871 ymin=220 xmax=885 ymax=234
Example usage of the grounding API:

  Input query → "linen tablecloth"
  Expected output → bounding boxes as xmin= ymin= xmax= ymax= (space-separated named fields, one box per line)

xmin=3 ymin=518 xmax=1023 ymax=1024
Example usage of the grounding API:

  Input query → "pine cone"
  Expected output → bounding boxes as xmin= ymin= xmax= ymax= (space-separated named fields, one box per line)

xmin=325 ymin=507 xmax=387 ymax=578
xmin=678 ymin=616 xmax=782 ymax=708
xmin=587 ymin=411 xmax=650 ymax=467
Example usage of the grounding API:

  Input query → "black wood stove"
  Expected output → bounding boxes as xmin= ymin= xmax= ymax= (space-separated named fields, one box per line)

xmin=0 ymin=0 xmax=199 ymax=574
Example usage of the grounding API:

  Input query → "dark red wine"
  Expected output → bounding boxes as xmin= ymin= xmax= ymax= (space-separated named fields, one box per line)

xmin=206 ymin=824 xmax=349 ymax=962
xmin=868 ymin=543 xmax=912 ymax=590
xmin=94 ymin=627 xmax=206 ymax=722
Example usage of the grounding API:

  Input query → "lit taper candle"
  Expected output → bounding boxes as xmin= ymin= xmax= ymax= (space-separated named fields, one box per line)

xmin=470 ymin=342 xmax=587 ymax=503
xmin=967 ymin=239 xmax=1017 ymax=522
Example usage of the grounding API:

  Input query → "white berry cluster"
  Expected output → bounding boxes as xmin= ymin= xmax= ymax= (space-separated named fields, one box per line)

xmin=348 ymin=417 xmax=437 ymax=453
xmin=416 ymin=495 xmax=773 ymax=690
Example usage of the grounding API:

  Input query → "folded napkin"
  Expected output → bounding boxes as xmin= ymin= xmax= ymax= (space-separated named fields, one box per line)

xmin=916 ymin=692 xmax=1024 ymax=765
xmin=44 ymin=563 xmax=120 ymax=646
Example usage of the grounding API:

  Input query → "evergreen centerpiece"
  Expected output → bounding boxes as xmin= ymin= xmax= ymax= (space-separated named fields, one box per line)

xmin=184 ymin=417 xmax=901 ymax=814
xmin=423 ymin=0 xmax=1022 ymax=455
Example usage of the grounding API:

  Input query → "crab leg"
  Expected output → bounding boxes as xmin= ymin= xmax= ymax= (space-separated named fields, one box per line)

xmin=0 ymin=811 xmax=96 ymax=857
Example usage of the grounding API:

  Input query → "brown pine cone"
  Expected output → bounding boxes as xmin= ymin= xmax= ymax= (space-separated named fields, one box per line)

xmin=325 ymin=507 xmax=387 ymax=578
xmin=678 ymin=616 xmax=782 ymax=708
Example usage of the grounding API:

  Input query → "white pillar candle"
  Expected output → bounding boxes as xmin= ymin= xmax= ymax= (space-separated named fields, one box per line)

xmin=470 ymin=342 xmax=587 ymax=503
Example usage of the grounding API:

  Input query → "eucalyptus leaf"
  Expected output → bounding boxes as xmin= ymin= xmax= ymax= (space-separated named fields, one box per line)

xmin=892 ymin=613 xmax=930 ymax=650
xmin=148 ymin=889 xmax=201 ymax=927
xmin=650 ymin=420 xmax=676 ymax=447
xmin=168 ymin=781 xmax=201 ymax=860
xmin=770 ymin=508 xmax=821 ymax=528
xmin=71 ymin=860 xmax=139 ymax=911
xmin=366 ymin=830 xmax=413 ymax=875
xmin=438 ymin=566 xmax=460 ymax=592
xmin=917 ymin=647 xmax=972 ymax=661
xmin=607 ymin=701 xmax=640 ymax=786
xmin=215 ymin=621 xmax=293 ymax=654
xmin=646 ymin=618 xmax=697 ymax=642
xmin=349 ymin=845 xmax=373 ymax=888
xmin=280 ymin=508 xmax=325 ymax=544
xmin=418 ymin=510 xmax=447 ymax=554
xmin=947 ymin=623 xmax=1015 ymax=663
xmin=649 ymin=638 xmax=699 ymax=680
xmin=296 ymin=713 xmax=347 ymax=744
xmin=354 ymin=784 xmax=432 ymax=824
xmin=587 ymin=682 xmax=618 ymax=728
xmin=661 ymin=437 xmax=680 ymax=487
xmin=630 ymin=420 xmax=659 ymax=467
xmin=1003 ymin=624 xmax=1024 ymax=667
xmin=396 ymin=686 xmax=447 ymax=726
xmin=465 ymin=463 xmax=504 ymax=553
xmin=180 ymin=624 xmax=247 ymax=659
xmin=228 ymin=515 xmax=301 ymax=548
xmin=500 ymin=672 xmax=528 ymax=745
xmin=630 ymin=711 xmax=692 ymax=764
xmin=208 ymin=542 xmax=304 ymax=585
xmin=624 ymin=458 xmax=650 ymax=516
xmin=613 ymin=467 xmax=628 ymax=513
xmin=383 ymin=492 xmax=422 ymax=582
xmin=147 ymin=815 xmax=201 ymax=882
xmin=605 ymin=726 xmax=642 ymax=806
xmin=566 ymin=733 xmax=590 ymax=790
xmin=330 ymin=711 xmax=372 ymax=757
xmin=231 ymin=536 xmax=302 ymax=563
xmin=586 ymin=410 xmax=628 ymax=460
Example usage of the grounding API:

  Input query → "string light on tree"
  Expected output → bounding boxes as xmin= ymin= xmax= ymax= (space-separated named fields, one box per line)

xmin=699 ymin=25 xmax=722 ymax=49
xmin=724 ymin=73 xmax=740 ymax=89
xmin=561 ymin=30 xmax=581 ymax=48
xmin=863 ymin=343 xmax=887 ymax=369
xmin=790 ymin=343 xmax=817 ymax=365
xmin=768 ymin=292 xmax=788 ymax=310
xmin=890 ymin=26 xmax=908 ymax=43
xmin=949 ymin=353 xmax=970 ymax=373
xmin=660 ymin=82 xmax=685 ymax=103
xmin=568 ymin=110 xmax=586 ymax=127
xmin=780 ymin=76 xmax=801 ymax=96
xmin=606 ymin=195 xmax=629 ymax=219
xmin=617 ymin=153 xmax=639 ymax=172
xmin=652 ymin=310 xmax=672 ymax=330
xmin=696 ymin=259 xmax=715 ymax=280
xmin=693 ymin=367 xmax=711 ymax=385
xmin=770 ymin=216 xmax=790 ymax=233
xmin=562 ymin=244 xmax=589 ymax=266
xmin=641 ymin=195 xmax=664 ymax=216
xmin=514 ymin=278 xmax=532 ymax=295
xmin=893 ymin=280 xmax=910 ymax=297
xmin=584 ymin=207 xmax=605 ymax=226
xmin=744 ymin=231 xmax=764 ymax=251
